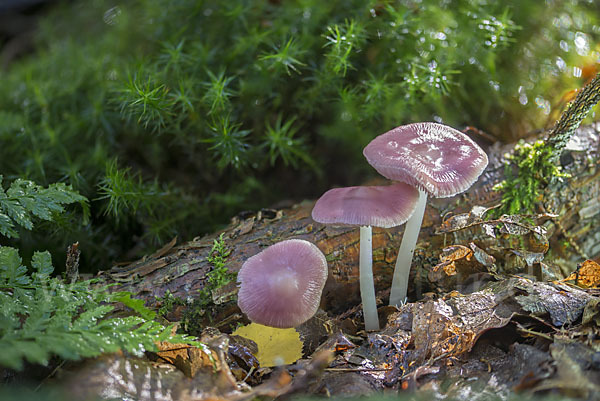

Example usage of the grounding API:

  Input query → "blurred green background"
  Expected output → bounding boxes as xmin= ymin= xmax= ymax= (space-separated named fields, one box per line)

xmin=0 ymin=0 xmax=598 ymax=271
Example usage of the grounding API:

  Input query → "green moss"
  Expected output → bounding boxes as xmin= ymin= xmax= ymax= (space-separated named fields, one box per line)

xmin=494 ymin=72 xmax=600 ymax=216
xmin=493 ymin=140 xmax=569 ymax=215
xmin=155 ymin=290 xmax=185 ymax=318
xmin=183 ymin=234 xmax=236 ymax=335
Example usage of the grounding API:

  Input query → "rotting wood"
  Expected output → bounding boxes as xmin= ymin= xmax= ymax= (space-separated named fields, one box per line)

xmin=98 ymin=123 xmax=600 ymax=310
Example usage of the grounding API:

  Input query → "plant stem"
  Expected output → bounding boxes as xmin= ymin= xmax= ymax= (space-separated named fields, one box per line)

xmin=359 ymin=225 xmax=379 ymax=331
xmin=389 ymin=189 xmax=427 ymax=307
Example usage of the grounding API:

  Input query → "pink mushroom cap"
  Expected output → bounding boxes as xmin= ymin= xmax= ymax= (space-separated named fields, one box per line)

xmin=237 ymin=239 xmax=328 ymax=328
xmin=363 ymin=122 xmax=488 ymax=198
xmin=311 ymin=183 xmax=419 ymax=228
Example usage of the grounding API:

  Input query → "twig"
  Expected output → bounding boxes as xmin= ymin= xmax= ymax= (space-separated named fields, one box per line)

xmin=325 ymin=367 xmax=393 ymax=372
xmin=34 ymin=360 xmax=66 ymax=392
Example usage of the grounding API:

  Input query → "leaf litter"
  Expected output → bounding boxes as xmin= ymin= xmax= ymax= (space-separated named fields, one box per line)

xmin=57 ymin=205 xmax=600 ymax=401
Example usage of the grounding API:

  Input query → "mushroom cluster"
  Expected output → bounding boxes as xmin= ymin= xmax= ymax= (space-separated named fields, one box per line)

xmin=237 ymin=122 xmax=488 ymax=333
xmin=311 ymin=122 xmax=488 ymax=330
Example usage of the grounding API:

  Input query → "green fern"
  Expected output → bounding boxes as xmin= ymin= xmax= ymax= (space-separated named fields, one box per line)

xmin=0 ymin=245 xmax=197 ymax=371
xmin=0 ymin=176 xmax=89 ymax=239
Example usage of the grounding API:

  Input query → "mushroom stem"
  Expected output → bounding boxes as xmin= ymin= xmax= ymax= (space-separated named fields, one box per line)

xmin=359 ymin=225 xmax=379 ymax=331
xmin=389 ymin=189 xmax=427 ymax=307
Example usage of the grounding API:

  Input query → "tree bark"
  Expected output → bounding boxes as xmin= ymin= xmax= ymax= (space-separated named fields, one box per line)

xmin=98 ymin=123 xmax=600 ymax=313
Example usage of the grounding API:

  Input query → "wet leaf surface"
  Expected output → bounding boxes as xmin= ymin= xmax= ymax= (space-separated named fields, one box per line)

xmin=151 ymin=341 xmax=217 ymax=378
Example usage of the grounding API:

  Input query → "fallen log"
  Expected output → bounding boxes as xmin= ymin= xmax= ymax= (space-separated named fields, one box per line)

xmin=98 ymin=123 xmax=600 ymax=317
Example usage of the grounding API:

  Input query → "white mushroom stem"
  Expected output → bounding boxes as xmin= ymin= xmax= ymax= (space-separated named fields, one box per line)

xmin=389 ymin=189 xmax=427 ymax=307
xmin=359 ymin=225 xmax=379 ymax=331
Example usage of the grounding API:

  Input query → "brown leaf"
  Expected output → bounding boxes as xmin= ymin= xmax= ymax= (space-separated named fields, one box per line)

xmin=429 ymin=245 xmax=493 ymax=291
xmin=154 ymin=341 xmax=217 ymax=378
xmin=563 ymin=260 xmax=600 ymax=288
xmin=515 ymin=280 xmax=592 ymax=326
xmin=469 ymin=242 xmax=496 ymax=268
xmin=582 ymin=298 xmax=600 ymax=326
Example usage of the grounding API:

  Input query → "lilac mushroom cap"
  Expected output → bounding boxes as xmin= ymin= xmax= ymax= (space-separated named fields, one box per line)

xmin=363 ymin=122 xmax=488 ymax=198
xmin=237 ymin=239 xmax=328 ymax=328
xmin=311 ymin=183 xmax=420 ymax=228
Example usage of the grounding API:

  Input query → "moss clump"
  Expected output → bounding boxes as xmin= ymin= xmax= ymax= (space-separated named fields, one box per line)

xmin=494 ymin=72 xmax=600 ymax=216
xmin=494 ymin=140 xmax=569 ymax=215
xmin=205 ymin=234 xmax=236 ymax=291
xmin=156 ymin=290 xmax=185 ymax=318
xmin=183 ymin=234 xmax=236 ymax=335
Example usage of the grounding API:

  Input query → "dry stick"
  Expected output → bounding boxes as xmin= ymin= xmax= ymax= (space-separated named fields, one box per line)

xmin=65 ymin=242 xmax=80 ymax=284
xmin=547 ymin=72 xmax=600 ymax=161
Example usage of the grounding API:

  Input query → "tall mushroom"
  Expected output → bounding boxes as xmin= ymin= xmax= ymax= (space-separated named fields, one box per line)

xmin=311 ymin=184 xmax=419 ymax=331
xmin=363 ymin=122 xmax=488 ymax=307
xmin=237 ymin=239 xmax=328 ymax=328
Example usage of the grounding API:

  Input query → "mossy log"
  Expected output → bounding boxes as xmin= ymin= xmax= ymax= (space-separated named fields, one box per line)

xmin=99 ymin=123 xmax=600 ymax=314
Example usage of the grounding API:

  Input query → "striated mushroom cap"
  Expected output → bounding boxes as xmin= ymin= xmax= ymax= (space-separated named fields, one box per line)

xmin=237 ymin=239 xmax=328 ymax=328
xmin=311 ymin=184 xmax=419 ymax=228
xmin=363 ymin=122 xmax=488 ymax=198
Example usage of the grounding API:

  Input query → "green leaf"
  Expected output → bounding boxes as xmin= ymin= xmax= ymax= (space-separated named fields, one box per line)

xmin=0 ymin=177 xmax=89 ymax=239
xmin=111 ymin=291 xmax=156 ymax=320
xmin=0 ymin=246 xmax=30 ymax=287
xmin=31 ymin=251 xmax=54 ymax=282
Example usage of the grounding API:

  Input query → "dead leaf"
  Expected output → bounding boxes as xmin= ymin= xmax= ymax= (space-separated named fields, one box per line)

xmin=510 ymin=249 xmax=545 ymax=267
xmin=582 ymin=298 xmax=600 ymax=326
xmin=532 ymin=340 xmax=600 ymax=398
xmin=429 ymin=245 xmax=493 ymax=291
xmin=515 ymin=281 xmax=592 ymax=326
xmin=233 ymin=323 xmax=304 ymax=367
xmin=411 ymin=299 xmax=475 ymax=362
xmin=469 ymin=242 xmax=496 ymax=269
xmin=437 ymin=205 xmax=492 ymax=233
xmin=563 ymin=260 xmax=600 ymax=288
xmin=154 ymin=341 xmax=217 ymax=378
xmin=435 ymin=210 xmax=551 ymax=277
xmin=434 ymin=245 xmax=473 ymax=276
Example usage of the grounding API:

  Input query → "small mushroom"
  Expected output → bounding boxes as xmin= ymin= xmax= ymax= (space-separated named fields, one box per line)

xmin=311 ymin=184 xmax=419 ymax=331
xmin=363 ymin=122 xmax=488 ymax=307
xmin=237 ymin=239 xmax=328 ymax=328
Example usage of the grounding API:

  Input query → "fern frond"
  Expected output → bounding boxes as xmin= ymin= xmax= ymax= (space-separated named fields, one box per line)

xmin=0 ymin=245 xmax=197 ymax=371
xmin=0 ymin=176 xmax=89 ymax=239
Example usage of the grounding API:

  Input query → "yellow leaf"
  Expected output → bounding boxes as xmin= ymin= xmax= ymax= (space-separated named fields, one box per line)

xmin=233 ymin=323 xmax=303 ymax=367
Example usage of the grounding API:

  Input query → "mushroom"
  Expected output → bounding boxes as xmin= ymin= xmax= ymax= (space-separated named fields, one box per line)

xmin=311 ymin=184 xmax=419 ymax=331
xmin=363 ymin=122 xmax=488 ymax=307
xmin=237 ymin=239 xmax=328 ymax=328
